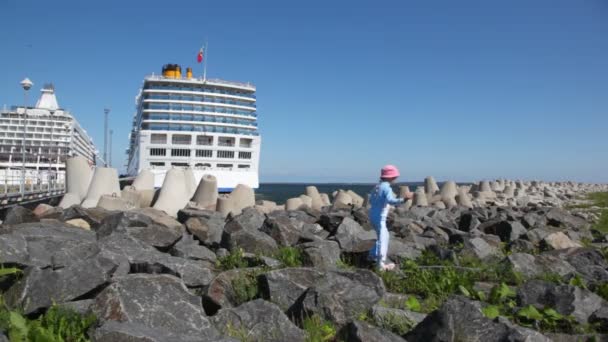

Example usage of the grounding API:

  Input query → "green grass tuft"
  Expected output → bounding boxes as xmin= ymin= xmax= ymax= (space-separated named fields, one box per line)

xmin=302 ymin=314 xmax=336 ymax=342
xmin=273 ymin=247 xmax=303 ymax=268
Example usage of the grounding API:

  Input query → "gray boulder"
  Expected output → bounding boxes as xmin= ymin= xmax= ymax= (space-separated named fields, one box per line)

xmin=259 ymin=268 xmax=326 ymax=311
xmin=93 ymin=274 xmax=219 ymax=338
xmin=224 ymin=207 xmax=265 ymax=232
xmin=387 ymin=237 xmax=423 ymax=263
xmin=293 ymin=269 xmax=385 ymax=326
xmin=482 ymin=220 xmax=527 ymax=242
xmin=184 ymin=213 xmax=224 ymax=247
xmin=546 ymin=208 xmax=588 ymax=229
xmin=340 ymin=320 xmax=406 ymax=342
xmin=5 ymin=254 xmax=118 ymax=315
xmin=212 ymin=299 xmax=306 ymax=342
xmin=94 ymin=321 xmax=226 ymax=342
xmin=96 ymin=209 xmax=184 ymax=249
xmin=221 ymin=227 xmax=278 ymax=254
xmin=461 ymin=236 xmax=502 ymax=260
xmin=517 ymin=280 xmax=607 ymax=324
xmin=170 ymin=233 xmax=217 ymax=263
xmin=458 ymin=213 xmax=481 ymax=232
xmin=60 ymin=205 xmax=112 ymax=229
xmin=299 ymin=240 xmax=341 ymax=269
xmin=205 ymin=268 xmax=262 ymax=310
xmin=261 ymin=214 xmax=302 ymax=246
xmin=330 ymin=217 xmax=376 ymax=253
xmin=3 ymin=206 xmax=39 ymax=225
xmin=371 ymin=305 xmax=427 ymax=327
xmin=405 ymin=296 xmax=525 ymax=342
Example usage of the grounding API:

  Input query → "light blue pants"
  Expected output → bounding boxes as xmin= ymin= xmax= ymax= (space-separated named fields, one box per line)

xmin=369 ymin=216 xmax=389 ymax=265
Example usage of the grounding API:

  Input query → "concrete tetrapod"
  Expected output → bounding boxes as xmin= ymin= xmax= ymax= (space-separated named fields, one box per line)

xmin=333 ymin=190 xmax=353 ymax=209
xmin=413 ymin=188 xmax=428 ymax=207
xmin=192 ymin=174 xmax=218 ymax=210
xmin=58 ymin=192 xmax=81 ymax=208
xmin=440 ymin=181 xmax=458 ymax=201
xmin=97 ymin=194 xmax=136 ymax=211
xmin=64 ymin=156 xmax=93 ymax=201
xmin=152 ymin=169 xmax=190 ymax=217
xmin=59 ymin=156 xmax=93 ymax=208
xmin=120 ymin=186 xmax=142 ymax=209
xmin=299 ymin=195 xmax=313 ymax=209
xmin=399 ymin=186 xmax=411 ymax=199
xmin=346 ymin=190 xmax=365 ymax=208
xmin=184 ymin=168 xmax=197 ymax=199
xmin=131 ymin=169 xmax=155 ymax=191
xmin=286 ymin=197 xmax=304 ymax=211
xmin=81 ymin=168 xmax=121 ymax=208
xmin=456 ymin=188 xmax=473 ymax=208
xmin=305 ymin=186 xmax=324 ymax=210
xmin=424 ymin=176 xmax=440 ymax=196
xmin=216 ymin=184 xmax=255 ymax=217
xmin=320 ymin=193 xmax=331 ymax=207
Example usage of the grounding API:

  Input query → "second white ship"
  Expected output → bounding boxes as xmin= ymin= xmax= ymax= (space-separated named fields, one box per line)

xmin=126 ymin=64 xmax=261 ymax=191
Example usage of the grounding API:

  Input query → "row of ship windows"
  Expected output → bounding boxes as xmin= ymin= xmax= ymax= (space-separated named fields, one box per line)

xmin=143 ymin=95 xmax=255 ymax=107
xmin=143 ymin=113 xmax=257 ymax=127
xmin=0 ymin=128 xmax=70 ymax=135
xmin=143 ymin=124 xmax=259 ymax=136
xmin=0 ymin=119 xmax=69 ymax=127
xmin=0 ymin=139 xmax=69 ymax=146
xmin=149 ymin=148 xmax=252 ymax=159
xmin=144 ymin=84 xmax=255 ymax=99
xmin=149 ymin=162 xmax=250 ymax=170
xmin=143 ymin=103 xmax=256 ymax=117
xmin=150 ymin=134 xmax=252 ymax=147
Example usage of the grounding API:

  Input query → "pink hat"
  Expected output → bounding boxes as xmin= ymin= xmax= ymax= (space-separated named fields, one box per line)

xmin=381 ymin=165 xmax=400 ymax=179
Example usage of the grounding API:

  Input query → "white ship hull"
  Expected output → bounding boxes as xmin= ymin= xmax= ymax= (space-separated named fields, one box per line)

xmin=149 ymin=168 xmax=259 ymax=191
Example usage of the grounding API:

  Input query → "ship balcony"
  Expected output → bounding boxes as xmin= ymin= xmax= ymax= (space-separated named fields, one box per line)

xmin=142 ymin=123 xmax=259 ymax=136
xmin=142 ymin=113 xmax=257 ymax=127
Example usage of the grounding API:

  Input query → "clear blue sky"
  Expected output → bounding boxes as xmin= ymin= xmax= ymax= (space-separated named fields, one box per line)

xmin=1 ymin=0 xmax=607 ymax=183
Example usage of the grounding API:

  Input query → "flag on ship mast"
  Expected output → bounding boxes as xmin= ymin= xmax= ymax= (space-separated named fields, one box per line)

xmin=197 ymin=47 xmax=204 ymax=63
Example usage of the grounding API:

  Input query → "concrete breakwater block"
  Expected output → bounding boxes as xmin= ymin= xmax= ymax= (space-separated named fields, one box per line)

xmin=425 ymin=176 xmax=440 ymax=195
xmin=333 ymin=190 xmax=353 ymax=209
xmin=305 ymin=186 xmax=324 ymax=210
xmin=320 ymin=193 xmax=331 ymax=206
xmin=152 ymin=169 xmax=190 ymax=217
xmin=413 ymin=188 xmax=428 ymax=207
xmin=346 ymin=190 xmax=365 ymax=208
xmin=97 ymin=194 xmax=137 ymax=211
xmin=192 ymin=174 xmax=218 ymax=210
xmin=131 ymin=169 xmax=155 ymax=190
xmin=286 ymin=197 xmax=304 ymax=211
xmin=184 ymin=168 xmax=197 ymax=199
xmin=59 ymin=156 xmax=93 ymax=209
xmin=216 ymin=184 xmax=255 ymax=217
xmin=81 ymin=168 xmax=121 ymax=208
xmin=456 ymin=188 xmax=473 ymax=208
xmin=65 ymin=156 xmax=93 ymax=201
xmin=299 ymin=195 xmax=313 ymax=209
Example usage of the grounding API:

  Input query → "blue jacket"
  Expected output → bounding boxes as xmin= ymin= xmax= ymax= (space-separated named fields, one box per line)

xmin=368 ymin=181 xmax=404 ymax=223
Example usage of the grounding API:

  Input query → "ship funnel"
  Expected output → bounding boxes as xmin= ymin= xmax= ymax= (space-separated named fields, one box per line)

xmin=162 ymin=64 xmax=182 ymax=79
xmin=186 ymin=67 xmax=193 ymax=79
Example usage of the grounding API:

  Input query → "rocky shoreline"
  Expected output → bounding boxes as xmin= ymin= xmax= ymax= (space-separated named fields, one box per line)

xmin=1 ymin=161 xmax=608 ymax=341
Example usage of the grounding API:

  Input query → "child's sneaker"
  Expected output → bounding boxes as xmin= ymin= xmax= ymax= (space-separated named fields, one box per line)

xmin=377 ymin=262 xmax=396 ymax=271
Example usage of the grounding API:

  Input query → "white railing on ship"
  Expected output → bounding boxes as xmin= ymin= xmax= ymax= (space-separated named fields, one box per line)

xmin=145 ymin=75 xmax=255 ymax=89
xmin=0 ymin=169 xmax=65 ymax=196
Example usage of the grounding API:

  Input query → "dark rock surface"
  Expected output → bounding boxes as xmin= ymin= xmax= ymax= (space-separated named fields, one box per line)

xmin=212 ymin=299 xmax=307 ymax=342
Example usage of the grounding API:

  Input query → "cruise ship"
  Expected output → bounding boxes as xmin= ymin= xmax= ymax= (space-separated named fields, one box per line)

xmin=126 ymin=64 xmax=261 ymax=191
xmin=0 ymin=84 xmax=98 ymax=185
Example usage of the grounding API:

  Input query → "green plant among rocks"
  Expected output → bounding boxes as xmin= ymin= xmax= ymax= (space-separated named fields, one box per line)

xmin=273 ymin=247 xmax=303 ymax=267
xmin=217 ymin=248 xmax=250 ymax=270
xmin=302 ymin=314 xmax=336 ymax=342
xmin=231 ymin=270 xmax=263 ymax=306
xmin=0 ymin=299 xmax=96 ymax=342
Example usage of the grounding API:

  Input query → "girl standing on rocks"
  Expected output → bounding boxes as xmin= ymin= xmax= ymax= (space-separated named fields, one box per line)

xmin=368 ymin=165 xmax=412 ymax=271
